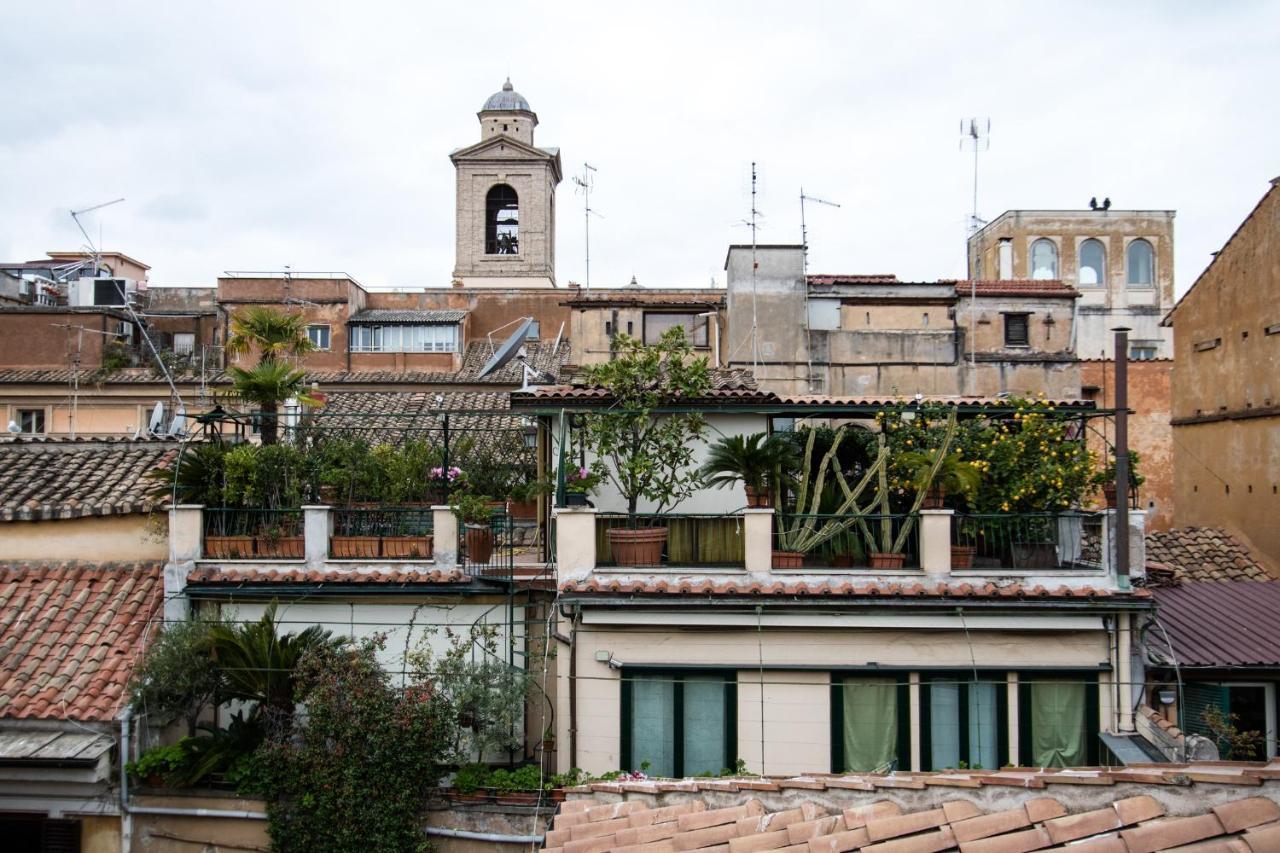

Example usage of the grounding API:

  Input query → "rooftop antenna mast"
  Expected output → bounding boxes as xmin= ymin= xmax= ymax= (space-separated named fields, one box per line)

xmin=571 ymin=163 xmax=599 ymax=289
xmin=799 ymin=188 xmax=840 ymax=392
xmin=749 ymin=162 xmax=761 ymax=369
xmin=959 ymin=118 xmax=990 ymax=235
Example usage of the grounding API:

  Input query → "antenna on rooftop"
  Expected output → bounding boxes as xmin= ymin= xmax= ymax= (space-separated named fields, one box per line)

xmin=799 ymin=189 xmax=841 ymax=279
xmin=959 ymin=118 xmax=990 ymax=235
xmin=799 ymin=188 xmax=840 ymax=393
xmin=571 ymin=163 xmax=600 ymax=289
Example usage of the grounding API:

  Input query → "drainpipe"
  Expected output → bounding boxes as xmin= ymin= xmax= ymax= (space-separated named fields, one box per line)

xmin=119 ymin=707 xmax=132 ymax=853
xmin=569 ymin=605 xmax=581 ymax=770
xmin=1113 ymin=327 xmax=1130 ymax=589
xmin=424 ymin=826 xmax=544 ymax=844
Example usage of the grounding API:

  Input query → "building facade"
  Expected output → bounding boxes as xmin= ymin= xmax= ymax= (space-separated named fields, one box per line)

xmin=1165 ymin=178 xmax=1280 ymax=564
xmin=967 ymin=208 xmax=1176 ymax=359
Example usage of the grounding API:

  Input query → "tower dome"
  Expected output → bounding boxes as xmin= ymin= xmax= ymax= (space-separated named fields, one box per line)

xmin=482 ymin=78 xmax=531 ymax=113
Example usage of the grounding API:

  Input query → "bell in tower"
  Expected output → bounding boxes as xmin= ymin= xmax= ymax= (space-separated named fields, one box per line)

xmin=450 ymin=79 xmax=562 ymax=288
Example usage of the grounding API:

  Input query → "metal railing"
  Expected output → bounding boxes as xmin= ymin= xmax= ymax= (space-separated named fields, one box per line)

xmin=951 ymin=512 xmax=1103 ymax=570
xmin=594 ymin=513 xmax=745 ymax=568
xmin=330 ymin=507 xmax=434 ymax=560
xmin=461 ymin=509 xmax=515 ymax=580
xmin=773 ymin=513 xmax=920 ymax=570
xmin=203 ymin=508 xmax=304 ymax=560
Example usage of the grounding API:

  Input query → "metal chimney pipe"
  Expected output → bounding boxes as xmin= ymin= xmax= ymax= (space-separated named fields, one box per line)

xmin=1113 ymin=327 xmax=1131 ymax=586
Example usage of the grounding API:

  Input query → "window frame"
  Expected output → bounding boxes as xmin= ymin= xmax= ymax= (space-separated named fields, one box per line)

xmin=307 ymin=325 xmax=331 ymax=351
xmin=1126 ymin=238 xmax=1155 ymax=287
xmin=17 ymin=408 xmax=46 ymax=434
xmin=1029 ymin=238 xmax=1059 ymax=280
xmin=484 ymin=184 xmax=520 ymax=255
xmin=172 ymin=332 xmax=196 ymax=355
xmin=918 ymin=672 xmax=1010 ymax=771
xmin=1003 ymin=312 xmax=1031 ymax=347
xmin=829 ymin=672 xmax=911 ymax=773
xmin=1077 ymin=238 xmax=1106 ymax=287
xmin=620 ymin=669 xmax=737 ymax=777
xmin=349 ymin=323 xmax=458 ymax=354
xmin=642 ymin=312 xmax=710 ymax=348
xmin=1016 ymin=670 xmax=1100 ymax=766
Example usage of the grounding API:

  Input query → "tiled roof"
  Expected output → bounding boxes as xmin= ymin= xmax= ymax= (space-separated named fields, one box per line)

xmin=562 ymin=292 xmax=726 ymax=307
xmin=1145 ymin=527 xmax=1274 ymax=583
xmin=1151 ymin=581 xmax=1280 ymax=667
xmin=808 ymin=274 xmax=899 ymax=285
xmin=187 ymin=567 xmax=469 ymax=585
xmin=949 ymin=279 xmax=1080 ymax=298
xmin=455 ymin=340 xmax=567 ymax=384
xmin=558 ymin=577 xmax=1149 ymax=602
xmin=547 ymin=773 xmax=1280 ymax=853
xmin=348 ymin=309 xmax=467 ymax=324
xmin=770 ymin=394 xmax=1095 ymax=409
xmin=315 ymin=390 xmax=524 ymax=446
xmin=0 ymin=439 xmax=179 ymax=521
xmin=0 ymin=562 xmax=162 ymax=721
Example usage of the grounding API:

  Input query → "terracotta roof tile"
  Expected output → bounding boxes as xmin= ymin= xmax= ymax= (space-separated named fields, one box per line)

xmin=0 ymin=439 xmax=178 ymax=521
xmin=187 ymin=566 xmax=469 ymax=585
xmin=0 ymin=561 xmax=161 ymax=721
xmin=948 ymin=279 xmax=1080 ymax=298
xmin=1145 ymin=527 xmax=1273 ymax=583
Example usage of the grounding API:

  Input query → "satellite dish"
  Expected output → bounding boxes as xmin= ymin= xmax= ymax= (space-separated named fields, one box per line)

xmin=167 ymin=406 xmax=187 ymax=437
xmin=7 ymin=421 xmax=20 ymax=435
xmin=476 ymin=318 xmax=534 ymax=379
xmin=147 ymin=402 xmax=166 ymax=435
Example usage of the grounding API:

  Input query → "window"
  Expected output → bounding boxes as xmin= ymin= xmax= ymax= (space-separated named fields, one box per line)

xmin=1004 ymin=313 xmax=1031 ymax=347
xmin=350 ymin=324 xmax=458 ymax=353
xmin=485 ymin=184 xmax=519 ymax=254
xmin=172 ymin=332 xmax=195 ymax=355
xmin=93 ymin=279 xmax=128 ymax=306
xmin=1126 ymin=239 xmax=1154 ymax=285
xmin=1030 ymin=239 xmax=1058 ymax=279
xmin=1129 ymin=344 xmax=1158 ymax=361
xmin=922 ymin=676 xmax=1006 ymax=770
xmin=18 ymin=409 xmax=46 ymax=434
xmin=307 ymin=325 xmax=331 ymax=351
xmin=1078 ymin=239 xmax=1105 ymax=286
xmin=622 ymin=671 xmax=735 ymax=777
xmin=1182 ymin=683 xmax=1277 ymax=759
xmin=831 ymin=675 xmax=909 ymax=772
xmin=643 ymin=313 xmax=709 ymax=347
xmin=1018 ymin=674 xmax=1099 ymax=767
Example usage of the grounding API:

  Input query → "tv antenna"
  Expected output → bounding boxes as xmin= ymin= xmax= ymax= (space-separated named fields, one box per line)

xmin=959 ymin=118 xmax=990 ymax=235
xmin=571 ymin=163 xmax=600 ymax=289
xmin=799 ymin=188 xmax=840 ymax=392
xmin=799 ymin=188 xmax=841 ymax=278
xmin=747 ymin=162 xmax=762 ymax=369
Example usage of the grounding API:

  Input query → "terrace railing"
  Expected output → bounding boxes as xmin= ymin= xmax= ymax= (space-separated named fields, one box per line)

xmin=773 ymin=513 xmax=920 ymax=570
xmin=202 ymin=508 xmax=304 ymax=560
xmin=461 ymin=509 xmax=515 ymax=581
xmin=594 ymin=513 xmax=746 ymax=568
xmin=330 ymin=507 xmax=434 ymax=560
xmin=951 ymin=512 xmax=1104 ymax=571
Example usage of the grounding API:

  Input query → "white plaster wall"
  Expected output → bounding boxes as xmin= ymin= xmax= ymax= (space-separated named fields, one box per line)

xmin=737 ymin=670 xmax=830 ymax=776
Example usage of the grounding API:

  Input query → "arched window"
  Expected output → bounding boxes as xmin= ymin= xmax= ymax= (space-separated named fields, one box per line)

xmin=1030 ymin=239 xmax=1058 ymax=279
xmin=485 ymin=184 xmax=519 ymax=254
xmin=1078 ymin=239 xmax=1105 ymax=286
xmin=1127 ymin=239 xmax=1154 ymax=285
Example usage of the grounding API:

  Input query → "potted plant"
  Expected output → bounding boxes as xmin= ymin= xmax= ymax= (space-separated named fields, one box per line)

xmin=380 ymin=510 xmax=434 ymax=559
xmin=1094 ymin=449 xmax=1144 ymax=509
xmin=577 ymin=328 xmax=712 ymax=566
xmin=453 ymin=492 xmax=496 ymax=564
xmin=699 ymin=432 xmax=799 ymax=508
xmin=127 ymin=744 xmax=187 ymax=788
xmin=256 ymin=517 xmax=304 ymax=558
xmin=563 ymin=466 xmax=600 ymax=507
xmin=898 ymin=448 xmax=981 ymax=510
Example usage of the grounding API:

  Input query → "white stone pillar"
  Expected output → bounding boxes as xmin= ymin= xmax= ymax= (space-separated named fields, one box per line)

xmin=553 ymin=507 xmax=597 ymax=581
xmin=432 ymin=506 xmax=458 ymax=571
xmin=918 ymin=509 xmax=954 ymax=577
xmin=165 ymin=504 xmax=203 ymax=624
xmin=303 ymin=506 xmax=330 ymax=570
xmin=1118 ymin=612 xmax=1135 ymax=732
xmin=1127 ymin=509 xmax=1147 ymax=584
xmin=742 ymin=508 xmax=773 ymax=573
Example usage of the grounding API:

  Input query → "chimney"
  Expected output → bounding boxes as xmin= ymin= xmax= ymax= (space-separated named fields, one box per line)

xmin=997 ymin=239 xmax=1013 ymax=279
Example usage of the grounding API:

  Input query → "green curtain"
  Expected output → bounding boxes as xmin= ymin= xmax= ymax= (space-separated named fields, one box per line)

xmin=630 ymin=675 xmax=675 ymax=777
xmin=667 ymin=517 xmax=744 ymax=564
xmin=682 ymin=677 xmax=728 ymax=775
xmin=1029 ymin=680 xmax=1086 ymax=767
xmin=843 ymin=679 xmax=898 ymax=772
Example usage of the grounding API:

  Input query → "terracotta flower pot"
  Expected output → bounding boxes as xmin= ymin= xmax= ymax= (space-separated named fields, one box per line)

xmin=921 ymin=487 xmax=946 ymax=509
xmin=205 ymin=535 xmax=254 ymax=559
xmin=1103 ymin=483 xmax=1118 ymax=508
xmin=256 ymin=536 xmax=303 ymax=559
xmin=608 ymin=527 xmax=667 ymax=566
xmin=743 ymin=485 xmax=771 ymax=508
xmin=381 ymin=535 xmax=433 ymax=559
xmin=331 ymin=535 xmax=380 ymax=558
xmin=868 ymin=552 xmax=907 ymax=569
xmin=950 ymin=545 xmax=976 ymax=569
xmin=466 ymin=527 xmax=494 ymax=564
xmin=772 ymin=550 xmax=804 ymax=569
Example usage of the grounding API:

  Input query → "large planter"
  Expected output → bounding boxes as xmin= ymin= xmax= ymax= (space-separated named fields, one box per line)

xmin=508 ymin=499 xmax=539 ymax=520
xmin=331 ymin=535 xmax=380 ymax=558
xmin=256 ymin=536 xmax=303 ymax=559
xmin=1103 ymin=483 xmax=1118 ymax=508
xmin=609 ymin=527 xmax=667 ymax=567
xmin=868 ymin=552 xmax=907 ymax=569
xmin=381 ymin=535 xmax=433 ymax=559
xmin=565 ymin=492 xmax=589 ymax=507
xmin=921 ymin=487 xmax=946 ymax=510
xmin=950 ymin=545 xmax=976 ymax=569
xmin=772 ymin=550 xmax=805 ymax=569
xmin=205 ymin=535 xmax=254 ymax=559
xmin=1012 ymin=542 xmax=1058 ymax=569
xmin=466 ymin=526 xmax=494 ymax=564
xmin=743 ymin=485 xmax=771 ymax=509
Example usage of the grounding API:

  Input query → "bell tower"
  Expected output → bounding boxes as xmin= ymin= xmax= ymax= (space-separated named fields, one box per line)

xmin=450 ymin=79 xmax=562 ymax=288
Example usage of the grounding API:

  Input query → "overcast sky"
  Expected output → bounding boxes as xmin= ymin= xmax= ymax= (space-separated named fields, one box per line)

xmin=1 ymin=2 xmax=1276 ymax=294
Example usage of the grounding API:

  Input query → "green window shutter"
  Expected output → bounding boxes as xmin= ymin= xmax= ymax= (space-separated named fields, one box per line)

xmin=629 ymin=674 xmax=675 ymax=777
xmin=683 ymin=676 xmax=729 ymax=775
xmin=1181 ymin=683 xmax=1228 ymax=738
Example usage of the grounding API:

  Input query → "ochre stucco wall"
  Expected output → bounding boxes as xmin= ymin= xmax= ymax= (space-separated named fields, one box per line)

xmin=0 ymin=514 xmax=166 ymax=562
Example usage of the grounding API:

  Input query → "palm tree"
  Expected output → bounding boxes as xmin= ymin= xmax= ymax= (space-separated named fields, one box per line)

xmin=228 ymin=361 xmax=318 ymax=445
xmin=206 ymin=603 xmax=344 ymax=723
xmin=700 ymin=432 xmax=800 ymax=507
xmin=225 ymin=306 xmax=315 ymax=364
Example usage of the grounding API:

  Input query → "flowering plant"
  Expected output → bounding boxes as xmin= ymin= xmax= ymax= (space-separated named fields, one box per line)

xmin=430 ymin=466 xmax=463 ymax=482
xmin=565 ymin=466 xmax=602 ymax=495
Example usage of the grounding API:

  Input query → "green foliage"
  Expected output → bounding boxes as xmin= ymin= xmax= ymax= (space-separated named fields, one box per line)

xmin=225 ymin=306 xmax=315 ymax=363
xmin=166 ymin=712 xmax=265 ymax=787
xmin=578 ymin=328 xmax=712 ymax=514
xmin=450 ymin=491 xmax=495 ymax=525
xmin=248 ymin=637 xmax=449 ymax=853
xmin=699 ymin=432 xmax=800 ymax=495
xmin=451 ymin=763 xmax=590 ymax=794
xmin=1202 ymin=705 xmax=1264 ymax=760
xmin=221 ymin=443 xmax=306 ymax=509
xmin=145 ymin=443 xmax=229 ymax=507
xmin=127 ymin=744 xmax=187 ymax=784
xmin=1093 ymin=448 xmax=1146 ymax=491
xmin=129 ymin=616 xmax=227 ymax=735
xmin=897 ymin=448 xmax=982 ymax=502
xmin=227 ymin=361 xmax=317 ymax=446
